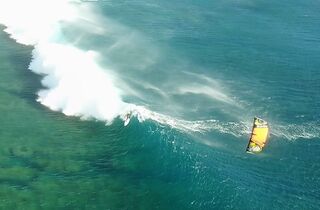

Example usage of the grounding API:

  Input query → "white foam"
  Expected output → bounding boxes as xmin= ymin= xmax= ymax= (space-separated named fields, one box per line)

xmin=1 ymin=1 xmax=318 ymax=141
xmin=30 ymin=42 xmax=127 ymax=122
xmin=0 ymin=0 xmax=130 ymax=124
xmin=125 ymin=106 xmax=320 ymax=141
xmin=122 ymin=106 xmax=249 ymax=137
xmin=0 ymin=0 xmax=77 ymax=45
xmin=272 ymin=123 xmax=320 ymax=140
xmin=0 ymin=0 xmax=237 ymax=130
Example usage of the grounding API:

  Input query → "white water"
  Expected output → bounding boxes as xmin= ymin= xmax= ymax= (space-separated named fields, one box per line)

xmin=0 ymin=0 xmax=233 ymax=128
xmin=0 ymin=0 xmax=131 ymax=123
xmin=0 ymin=0 xmax=318 ymax=140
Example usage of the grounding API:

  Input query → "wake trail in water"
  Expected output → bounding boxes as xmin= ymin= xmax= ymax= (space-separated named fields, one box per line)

xmin=126 ymin=107 xmax=320 ymax=140
xmin=272 ymin=122 xmax=320 ymax=140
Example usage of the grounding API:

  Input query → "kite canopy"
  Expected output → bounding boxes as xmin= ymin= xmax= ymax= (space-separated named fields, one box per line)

xmin=246 ymin=117 xmax=270 ymax=153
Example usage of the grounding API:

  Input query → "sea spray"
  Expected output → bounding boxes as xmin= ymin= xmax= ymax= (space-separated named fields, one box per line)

xmin=0 ymin=0 xmax=131 ymax=124
xmin=29 ymin=42 xmax=127 ymax=122
xmin=0 ymin=0 xmax=318 ymax=140
xmin=0 ymin=0 xmax=233 ymax=130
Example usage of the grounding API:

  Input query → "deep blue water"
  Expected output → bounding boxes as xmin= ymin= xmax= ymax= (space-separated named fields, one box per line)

xmin=0 ymin=0 xmax=319 ymax=209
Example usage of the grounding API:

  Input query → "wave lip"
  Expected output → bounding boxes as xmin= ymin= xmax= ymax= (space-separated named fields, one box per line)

xmin=0 ymin=0 xmax=130 ymax=124
xmin=30 ymin=42 xmax=127 ymax=122
xmin=0 ymin=0 xmax=77 ymax=45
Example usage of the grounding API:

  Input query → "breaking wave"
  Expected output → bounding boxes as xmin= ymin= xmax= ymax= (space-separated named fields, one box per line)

xmin=0 ymin=0 xmax=318 ymax=141
xmin=0 ymin=0 xmax=132 ymax=123
xmin=0 ymin=1 xmax=235 ymax=130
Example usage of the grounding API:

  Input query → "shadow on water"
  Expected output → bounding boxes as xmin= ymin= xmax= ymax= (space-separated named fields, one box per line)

xmin=0 ymin=27 xmax=43 ymax=108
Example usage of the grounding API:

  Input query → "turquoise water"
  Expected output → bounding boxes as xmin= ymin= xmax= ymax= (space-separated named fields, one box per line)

xmin=0 ymin=1 xmax=320 ymax=209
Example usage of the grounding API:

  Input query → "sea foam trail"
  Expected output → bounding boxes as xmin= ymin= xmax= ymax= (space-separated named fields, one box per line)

xmin=126 ymin=107 xmax=320 ymax=140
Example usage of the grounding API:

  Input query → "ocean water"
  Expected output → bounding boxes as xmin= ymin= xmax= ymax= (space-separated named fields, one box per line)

xmin=0 ymin=0 xmax=319 ymax=209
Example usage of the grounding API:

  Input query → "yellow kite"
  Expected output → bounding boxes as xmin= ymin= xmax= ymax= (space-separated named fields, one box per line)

xmin=246 ymin=117 xmax=270 ymax=153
